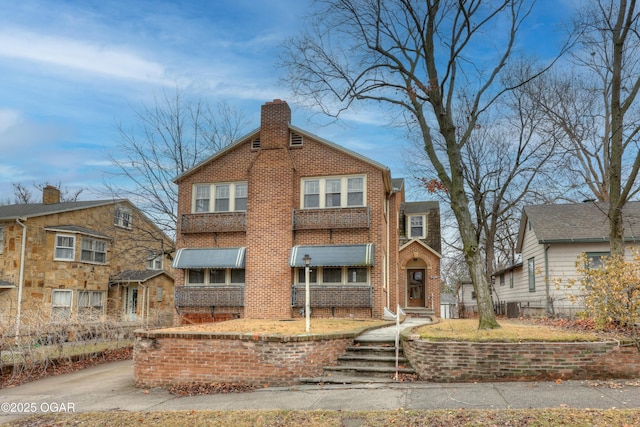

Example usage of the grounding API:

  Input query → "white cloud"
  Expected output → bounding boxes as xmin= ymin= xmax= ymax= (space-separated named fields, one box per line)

xmin=0 ymin=29 xmax=170 ymax=85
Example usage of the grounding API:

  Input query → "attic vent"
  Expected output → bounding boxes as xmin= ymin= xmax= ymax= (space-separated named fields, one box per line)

xmin=290 ymin=132 xmax=304 ymax=147
xmin=251 ymin=137 xmax=261 ymax=150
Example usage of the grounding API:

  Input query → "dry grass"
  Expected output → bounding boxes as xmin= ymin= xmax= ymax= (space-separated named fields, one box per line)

xmin=13 ymin=408 xmax=640 ymax=426
xmin=159 ymin=318 xmax=390 ymax=335
xmin=414 ymin=319 xmax=606 ymax=342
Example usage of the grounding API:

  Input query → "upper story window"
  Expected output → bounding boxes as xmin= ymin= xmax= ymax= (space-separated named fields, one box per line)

xmin=296 ymin=266 xmax=369 ymax=285
xmin=54 ymin=233 xmax=108 ymax=264
xmin=301 ymin=175 xmax=365 ymax=209
xmin=193 ymin=182 xmax=248 ymax=213
xmin=54 ymin=234 xmax=75 ymax=260
xmin=186 ymin=268 xmax=246 ymax=286
xmin=114 ymin=207 xmax=132 ymax=229
xmin=147 ymin=252 xmax=163 ymax=270
xmin=80 ymin=237 xmax=107 ymax=264
xmin=408 ymin=215 xmax=427 ymax=239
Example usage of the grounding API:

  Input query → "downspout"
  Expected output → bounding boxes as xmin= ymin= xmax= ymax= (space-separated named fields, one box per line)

xmin=385 ymin=195 xmax=390 ymax=309
xmin=544 ymin=244 xmax=550 ymax=315
xmin=15 ymin=217 xmax=27 ymax=339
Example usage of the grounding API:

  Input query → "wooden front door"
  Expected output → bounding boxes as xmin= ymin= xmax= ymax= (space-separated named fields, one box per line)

xmin=408 ymin=269 xmax=425 ymax=307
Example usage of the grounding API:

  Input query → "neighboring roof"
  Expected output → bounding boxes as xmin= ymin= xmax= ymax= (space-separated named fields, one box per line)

xmin=403 ymin=201 xmax=439 ymax=214
xmin=391 ymin=178 xmax=405 ymax=193
xmin=110 ymin=270 xmax=173 ymax=284
xmin=0 ymin=200 xmax=123 ymax=221
xmin=440 ymin=293 xmax=457 ymax=305
xmin=173 ymin=247 xmax=246 ymax=269
xmin=516 ymin=201 xmax=640 ymax=251
xmin=173 ymin=124 xmax=393 ymax=192
xmin=44 ymin=225 xmax=112 ymax=240
xmin=289 ymin=244 xmax=375 ymax=267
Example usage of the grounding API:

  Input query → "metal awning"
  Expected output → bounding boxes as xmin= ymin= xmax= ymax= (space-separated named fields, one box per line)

xmin=173 ymin=247 xmax=246 ymax=269
xmin=289 ymin=244 xmax=374 ymax=267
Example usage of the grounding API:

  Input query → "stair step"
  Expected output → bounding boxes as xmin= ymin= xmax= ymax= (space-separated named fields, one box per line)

xmin=300 ymin=375 xmax=397 ymax=384
xmin=345 ymin=346 xmax=399 ymax=356
xmin=323 ymin=365 xmax=415 ymax=378
xmin=337 ymin=355 xmax=408 ymax=367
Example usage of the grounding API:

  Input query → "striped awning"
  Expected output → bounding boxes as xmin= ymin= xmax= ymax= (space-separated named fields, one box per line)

xmin=289 ymin=244 xmax=374 ymax=267
xmin=173 ymin=247 xmax=245 ymax=269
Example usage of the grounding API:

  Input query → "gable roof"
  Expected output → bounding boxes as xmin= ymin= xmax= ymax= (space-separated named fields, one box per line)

xmin=173 ymin=125 xmax=393 ymax=192
xmin=403 ymin=201 xmax=439 ymax=214
xmin=0 ymin=200 xmax=124 ymax=221
xmin=516 ymin=201 xmax=640 ymax=251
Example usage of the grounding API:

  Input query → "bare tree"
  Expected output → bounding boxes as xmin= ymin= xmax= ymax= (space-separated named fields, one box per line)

xmin=565 ymin=1 xmax=640 ymax=255
xmin=5 ymin=182 xmax=83 ymax=204
xmin=105 ymin=87 xmax=250 ymax=239
xmin=281 ymin=0 xmax=565 ymax=328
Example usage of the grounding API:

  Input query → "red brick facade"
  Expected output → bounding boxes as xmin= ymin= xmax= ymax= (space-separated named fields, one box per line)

xmin=173 ymin=100 xmax=441 ymax=321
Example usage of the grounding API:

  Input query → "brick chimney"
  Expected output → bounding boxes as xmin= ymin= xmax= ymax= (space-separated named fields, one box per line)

xmin=42 ymin=185 xmax=61 ymax=205
xmin=260 ymin=99 xmax=291 ymax=149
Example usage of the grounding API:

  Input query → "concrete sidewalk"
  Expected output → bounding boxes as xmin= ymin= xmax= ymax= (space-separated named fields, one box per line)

xmin=2 ymin=359 xmax=640 ymax=424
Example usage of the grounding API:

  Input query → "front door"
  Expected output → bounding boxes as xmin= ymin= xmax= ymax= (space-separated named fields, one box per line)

xmin=408 ymin=269 xmax=425 ymax=307
xmin=123 ymin=287 xmax=138 ymax=321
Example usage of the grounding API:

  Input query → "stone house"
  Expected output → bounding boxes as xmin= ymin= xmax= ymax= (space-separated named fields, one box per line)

xmin=172 ymin=99 xmax=441 ymax=322
xmin=0 ymin=186 xmax=175 ymax=330
xmin=493 ymin=201 xmax=640 ymax=317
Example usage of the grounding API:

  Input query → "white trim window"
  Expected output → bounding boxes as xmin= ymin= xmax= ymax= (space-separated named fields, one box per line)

xmin=54 ymin=234 xmax=75 ymax=261
xmin=80 ymin=237 xmax=107 ymax=264
xmin=186 ymin=268 xmax=246 ymax=285
xmin=528 ymin=257 xmax=536 ymax=292
xmin=296 ymin=266 xmax=369 ymax=285
xmin=147 ymin=252 xmax=163 ymax=270
xmin=52 ymin=289 xmax=73 ymax=320
xmin=193 ymin=182 xmax=248 ymax=213
xmin=114 ymin=207 xmax=132 ymax=229
xmin=408 ymin=215 xmax=427 ymax=239
xmin=77 ymin=290 xmax=105 ymax=317
xmin=301 ymin=175 xmax=366 ymax=209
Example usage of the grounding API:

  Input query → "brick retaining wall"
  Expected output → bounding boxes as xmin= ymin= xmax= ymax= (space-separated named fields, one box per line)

xmin=403 ymin=338 xmax=640 ymax=382
xmin=133 ymin=330 xmax=353 ymax=388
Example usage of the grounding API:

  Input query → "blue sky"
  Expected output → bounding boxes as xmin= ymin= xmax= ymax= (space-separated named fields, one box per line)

xmin=0 ymin=0 xmax=574 ymax=202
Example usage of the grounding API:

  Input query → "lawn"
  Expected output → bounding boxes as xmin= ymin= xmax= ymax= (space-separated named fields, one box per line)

xmin=413 ymin=319 xmax=608 ymax=342
xmin=159 ymin=318 xmax=390 ymax=335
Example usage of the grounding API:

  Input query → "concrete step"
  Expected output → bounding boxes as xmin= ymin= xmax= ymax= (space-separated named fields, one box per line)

xmin=322 ymin=365 xmax=415 ymax=379
xmin=336 ymin=354 xmax=409 ymax=368
xmin=299 ymin=374 xmax=398 ymax=384
xmin=344 ymin=345 xmax=398 ymax=356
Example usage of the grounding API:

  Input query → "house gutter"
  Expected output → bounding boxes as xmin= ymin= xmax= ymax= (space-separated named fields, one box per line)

xmin=15 ymin=217 xmax=27 ymax=339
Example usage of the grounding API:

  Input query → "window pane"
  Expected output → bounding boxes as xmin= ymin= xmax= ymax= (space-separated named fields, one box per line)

xmin=323 ymin=267 xmax=342 ymax=283
xmin=325 ymin=179 xmax=341 ymax=207
xmin=410 ymin=216 xmax=424 ymax=238
xmin=195 ymin=186 xmax=210 ymax=212
xmin=52 ymin=290 xmax=72 ymax=306
xmin=210 ymin=269 xmax=226 ymax=283
xmin=231 ymin=269 xmax=245 ymax=283
xmin=235 ymin=183 xmax=248 ymax=211
xmin=528 ymin=258 xmax=535 ymax=291
xmin=298 ymin=267 xmax=317 ymax=283
xmin=304 ymin=181 xmax=320 ymax=208
xmin=215 ymin=185 xmax=230 ymax=211
xmin=347 ymin=268 xmax=367 ymax=283
xmin=78 ymin=291 xmax=90 ymax=307
xmin=347 ymin=177 xmax=364 ymax=206
xmin=188 ymin=269 xmax=205 ymax=284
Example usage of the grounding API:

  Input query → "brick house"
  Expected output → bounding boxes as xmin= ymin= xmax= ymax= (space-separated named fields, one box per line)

xmin=173 ymin=100 xmax=441 ymax=322
xmin=0 ymin=186 xmax=175 ymax=329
